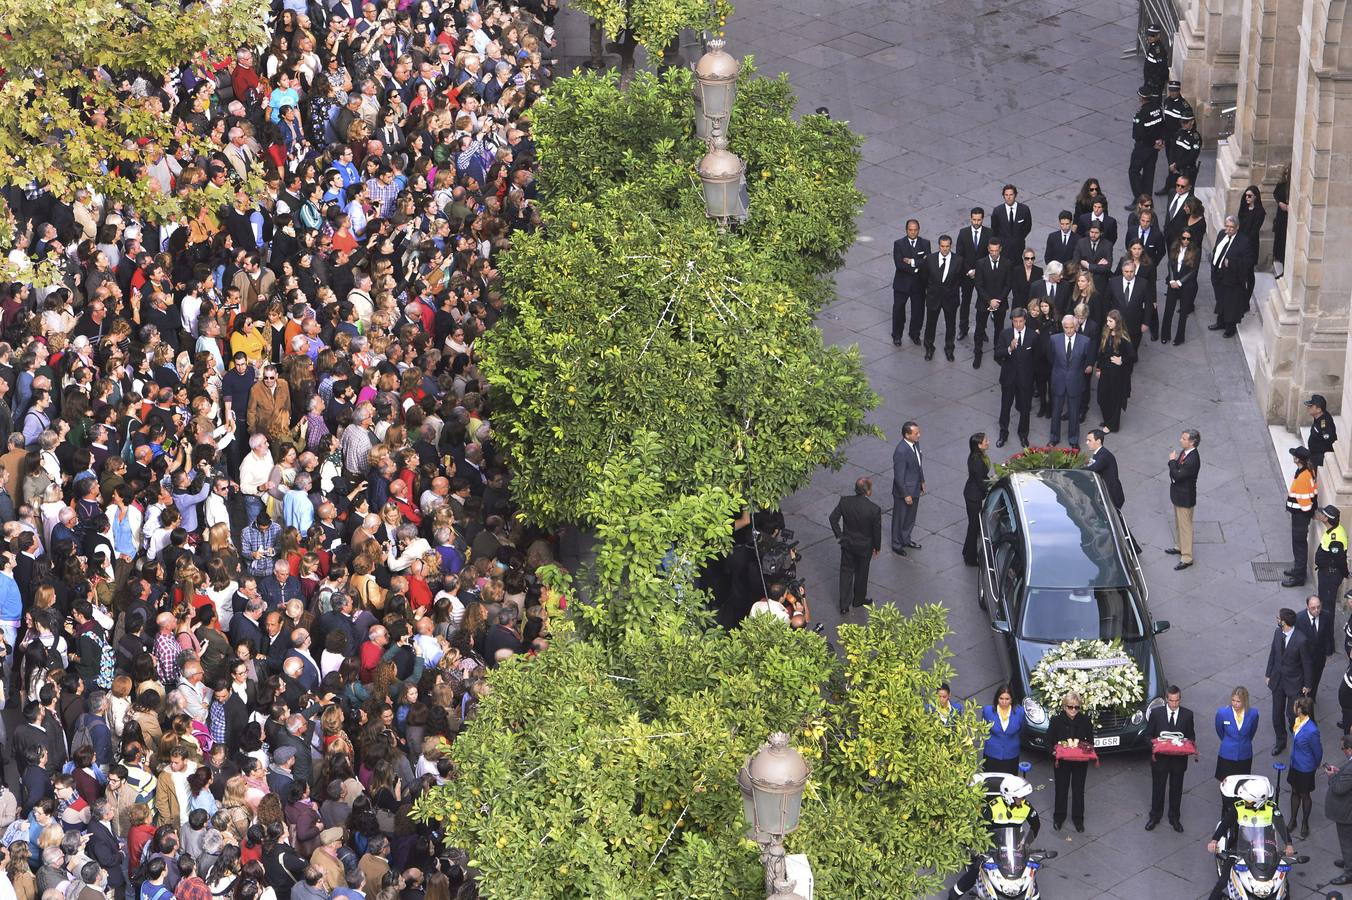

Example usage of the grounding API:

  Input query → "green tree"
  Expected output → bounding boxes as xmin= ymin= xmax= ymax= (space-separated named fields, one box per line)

xmin=0 ymin=0 xmax=267 ymax=278
xmin=571 ymin=0 xmax=732 ymax=85
xmin=412 ymin=603 xmax=986 ymax=899
xmin=478 ymin=66 xmax=876 ymax=537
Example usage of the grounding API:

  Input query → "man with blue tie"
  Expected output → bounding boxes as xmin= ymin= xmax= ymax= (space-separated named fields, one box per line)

xmin=891 ymin=421 xmax=924 ymax=556
xmin=1046 ymin=315 xmax=1094 ymax=449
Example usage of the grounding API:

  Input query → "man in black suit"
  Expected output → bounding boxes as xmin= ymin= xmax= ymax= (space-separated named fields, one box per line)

xmin=88 ymin=798 xmax=127 ymax=895
xmin=1084 ymin=429 xmax=1125 ymax=509
xmin=971 ymin=236 xmax=1013 ymax=368
xmin=1295 ymin=594 xmax=1336 ymax=703
xmin=991 ymin=184 xmax=1032 ymax=258
xmin=923 ymin=235 xmax=961 ymax=361
xmin=828 ymin=477 xmax=882 ymax=614
xmin=956 ymin=208 xmax=990 ymax=340
xmin=1208 ymin=215 xmax=1255 ymax=338
xmin=1163 ymin=175 xmax=1195 ymax=242
xmin=1266 ymin=607 xmax=1314 ymax=755
xmin=1144 ymin=685 xmax=1195 ymax=832
xmin=1044 ymin=211 xmax=1079 ymax=266
xmin=1075 ymin=198 xmax=1118 ymax=246
xmin=993 ymin=307 xmax=1036 ymax=447
xmin=891 ymin=219 xmax=930 ymax=347
xmin=1029 ymin=260 xmax=1069 ymax=317
xmin=1110 ymin=260 xmax=1152 ymax=346
xmin=1072 ymin=222 xmax=1114 ymax=296
xmin=1126 ymin=206 xmax=1167 ymax=262
xmin=228 ymin=595 xmax=265 ymax=652
xmin=1166 ymin=428 xmax=1201 ymax=569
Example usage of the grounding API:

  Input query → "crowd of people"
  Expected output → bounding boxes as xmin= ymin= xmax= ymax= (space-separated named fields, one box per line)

xmin=0 ymin=0 xmax=571 ymax=896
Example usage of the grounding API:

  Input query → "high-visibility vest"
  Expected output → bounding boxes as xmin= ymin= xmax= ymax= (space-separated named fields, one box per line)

xmin=1288 ymin=469 xmax=1317 ymax=513
xmin=990 ymin=798 xmax=1031 ymax=825
xmin=1234 ymin=801 xmax=1275 ymax=827
xmin=1321 ymin=524 xmax=1347 ymax=551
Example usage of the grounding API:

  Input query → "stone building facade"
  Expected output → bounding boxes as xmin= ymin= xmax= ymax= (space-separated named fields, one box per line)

xmin=1174 ymin=0 xmax=1352 ymax=502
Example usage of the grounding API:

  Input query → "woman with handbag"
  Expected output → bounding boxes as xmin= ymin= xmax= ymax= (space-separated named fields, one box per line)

xmin=1048 ymin=690 xmax=1093 ymax=831
xmin=980 ymin=685 xmax=1025 ymax=775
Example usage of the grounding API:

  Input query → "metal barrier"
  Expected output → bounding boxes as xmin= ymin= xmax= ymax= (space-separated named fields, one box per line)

xmin=1124 ymin=0 xmax=1182 ymax=57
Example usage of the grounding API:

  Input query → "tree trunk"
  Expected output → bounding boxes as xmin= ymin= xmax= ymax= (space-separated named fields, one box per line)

xmin=618 ymin=35 xmax=638 ymax=89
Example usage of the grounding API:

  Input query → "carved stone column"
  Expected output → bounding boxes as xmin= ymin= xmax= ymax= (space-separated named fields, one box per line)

xmin=1254 ymin=0 xmax=1352 ymax=429
xmin=1175 ymin=0 xmax=1246 ymax=137
xmin=1212 ymin=0 xmax=1303 ymax=264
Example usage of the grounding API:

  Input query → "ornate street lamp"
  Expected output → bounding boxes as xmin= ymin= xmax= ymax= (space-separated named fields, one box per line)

xmin=697 ymin=132 xmax=746 ymax=228
xmin=738 ymin=733 xmax=810 ymax=899
xmin=694 ymin=37 xmax=740 ymax=136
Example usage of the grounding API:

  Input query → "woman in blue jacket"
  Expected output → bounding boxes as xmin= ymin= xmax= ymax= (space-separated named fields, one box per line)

xmin=1288 ymin=696 xmax=1322 ymax=838
xmin=1215 ymin=685 xmax=1259 ymax=779
xmin=981 ymin=684 xmax=1025 ymax=774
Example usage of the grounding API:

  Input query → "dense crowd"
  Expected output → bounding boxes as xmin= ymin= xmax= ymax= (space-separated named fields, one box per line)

xmin=0 ymin=0 xmax=568 ymax=897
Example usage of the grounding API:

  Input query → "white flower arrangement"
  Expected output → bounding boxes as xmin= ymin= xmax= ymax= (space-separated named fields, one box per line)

xmin=1028 ymin=639 xmax=1144 ymax=721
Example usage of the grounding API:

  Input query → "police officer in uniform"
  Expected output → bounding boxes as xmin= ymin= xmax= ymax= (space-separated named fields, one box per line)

xmin=1158 ymin=81 xmax=1196 ymax=194
xmin=949 ymin=774 xmax=1041 ymax=899
xmin=1164 ymin=114 xmax=1202 ymax=200
xmin=1285 ymin=446 xmax=1319 ymax=588
xmin=1128 ymin=86 xmax=1166 ymax=210
xmin=1317 ymin=506 xmax=1349 ymax=611
xmin=1307 ymin=393 xmax=1339 ymax=471
xmin=1142 ymin=24 xmax=1169 ymax=94
xmin=1205 ymin=777 xmax=1294 ymax=900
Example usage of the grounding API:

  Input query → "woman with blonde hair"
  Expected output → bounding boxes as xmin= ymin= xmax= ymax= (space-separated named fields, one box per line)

xmin=1048 ymin=690 xmax=1093 ymax=831
xmin=7 ymin=839 xmax=36 ymax=900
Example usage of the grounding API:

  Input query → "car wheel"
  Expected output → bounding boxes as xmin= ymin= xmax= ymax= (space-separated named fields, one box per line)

xmin=977 ymin=586 xmax=988 ymax=612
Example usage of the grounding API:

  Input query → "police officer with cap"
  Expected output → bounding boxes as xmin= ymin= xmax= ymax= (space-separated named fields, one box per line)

xmin=1157 ymin=81 xmax=1196 ymax=194
xmin=1308 ymin=393 xmax=1339 ymax=470
xmin=1317 ymin=506 xmax=1348 ymax=611
xmin=1128 ymin=85 xmax=1166 ymax=209
xmin=1143 ymin=24 xmax=1169 ymax=93
xmin=1164 ymin=114 xmax=1202 ymax=199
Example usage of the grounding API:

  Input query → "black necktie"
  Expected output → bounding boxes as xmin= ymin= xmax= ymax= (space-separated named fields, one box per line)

xmin=1313 ymin=614 xmax=1318 ymax=633
xmin=1169 ymin=711 xmax=1175 ymax=728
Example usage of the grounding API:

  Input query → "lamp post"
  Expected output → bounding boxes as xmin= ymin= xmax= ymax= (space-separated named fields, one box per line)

xmin=738 ymin=732 xmax=810 ymax=900
xmin=694 ymin=36 xmax=748 ymax=225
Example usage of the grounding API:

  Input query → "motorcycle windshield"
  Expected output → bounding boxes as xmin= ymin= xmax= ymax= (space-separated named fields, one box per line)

xmin=1235 ymin=824 xmax=1279 ymax=880
xmin=992 ymin=823 xmax=1033 ymax=879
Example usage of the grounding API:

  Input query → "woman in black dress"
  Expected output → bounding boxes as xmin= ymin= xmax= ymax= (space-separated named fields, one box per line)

xmin=1010 ymin=249 xmax=1042 ymax=311
xmin=1237 ymin=185 xmax=1266 ymax=313
xmin=1096 ymin=310 xmax=1136 ymax=434
xmin=1048 ymin=690 xmax=1094 ymax=831
xmin=1273 ymin=167 xmax=1290 ymax=275
xmin=1031 ymin=298 xmax=1054 ymax=416
xmin=1161 ymin=228 xmax=1200 ymax=345
xmin=961 ymin=433 xmax=991 ymax=567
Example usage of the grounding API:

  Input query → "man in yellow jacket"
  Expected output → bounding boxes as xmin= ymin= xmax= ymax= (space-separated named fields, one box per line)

xmin=1285 ymin=446 xmax=1319 ymax=588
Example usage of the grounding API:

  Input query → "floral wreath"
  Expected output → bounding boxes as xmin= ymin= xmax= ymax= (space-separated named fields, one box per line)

xmin=993 ymin=445 xmax=1085 ymax=479
xmin=1028 ymin=638 xmax=1144 ymax=722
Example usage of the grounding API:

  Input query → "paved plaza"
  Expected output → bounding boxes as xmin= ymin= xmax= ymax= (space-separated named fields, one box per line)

xmin=688 ymin=0 xmax=1339 ymax=897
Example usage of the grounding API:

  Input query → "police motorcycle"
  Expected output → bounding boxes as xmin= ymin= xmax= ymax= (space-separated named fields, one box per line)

xmin=1213 ymin=775 xmax=1296 ymax=900
xmin=970 ymin=772 xmax=1057 ymax=900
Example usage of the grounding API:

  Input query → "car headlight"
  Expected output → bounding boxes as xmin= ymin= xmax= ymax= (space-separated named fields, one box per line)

xmin=1134 ymin=696 xmax=1166 ymax=726
xmin=1023 ymin=696 xmax=1046 ymax=726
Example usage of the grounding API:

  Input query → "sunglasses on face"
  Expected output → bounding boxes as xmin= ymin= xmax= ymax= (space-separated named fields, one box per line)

xmin=1064 ymin=704 xmax=1080 ymax=710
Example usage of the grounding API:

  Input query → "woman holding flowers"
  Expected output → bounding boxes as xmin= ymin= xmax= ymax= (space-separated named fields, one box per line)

xmin=1048 ymin=690 xmax=1093 ymax=831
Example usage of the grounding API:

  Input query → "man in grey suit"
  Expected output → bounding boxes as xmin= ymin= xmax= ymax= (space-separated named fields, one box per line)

xmin=891 ymin=421 xmax=924 ymax=556
xmin=1323 ymin=733 xmax=1352 ymax=885
xmin=829 ymin=477 xmax=882 ymax=613
xmin=1266 ymin=607 xmax=1314 ymax=755
xmin=1046 ymin=315 xmax=1095 ymax=449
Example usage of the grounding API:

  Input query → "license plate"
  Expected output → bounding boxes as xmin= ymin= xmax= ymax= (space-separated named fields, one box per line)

xmin=1093 ymin=736 xmax=1120 ymax=748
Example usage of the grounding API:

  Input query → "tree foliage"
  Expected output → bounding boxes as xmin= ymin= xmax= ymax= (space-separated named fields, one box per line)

xmin=570 ymin=0 xmax=733 ymax=84
xmin=0 ymin=0 xmax=267 ymax=218
xmin=480 ymin=67 xmax=875 ymax=537
xmin=412 ymin=603 xmax=987 ymax=899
